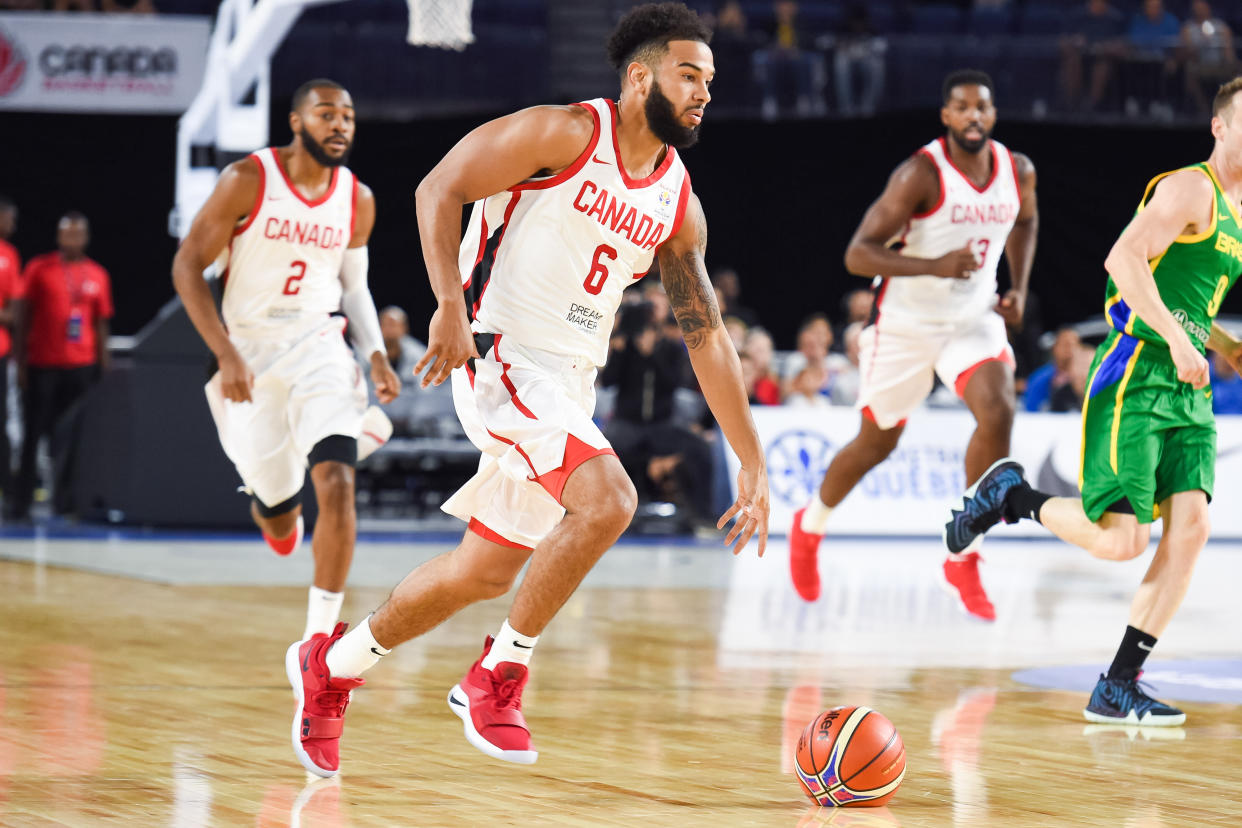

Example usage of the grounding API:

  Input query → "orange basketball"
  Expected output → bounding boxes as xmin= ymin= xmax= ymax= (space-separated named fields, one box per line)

xmin=794 ymin=706 xmax=906 ymax=807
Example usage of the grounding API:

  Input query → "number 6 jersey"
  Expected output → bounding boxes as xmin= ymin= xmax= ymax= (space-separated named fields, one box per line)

xmin=217 ymin=147 xmax=357 ymax=339
xmin=457 ymin=98 xmax=692 ymax=367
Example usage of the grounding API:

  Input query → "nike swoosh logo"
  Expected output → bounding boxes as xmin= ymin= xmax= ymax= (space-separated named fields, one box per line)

xmin=267 ymin=193 xmax=282 ymax=201
xmin=302 ymin=649 xmax=312 ymax=672
xmin=591 ymin=154 xmax=611 ymax=165
xmin=1137 ymin=641 xmax=1154 ymax=651
xmin=512 ymin=640 xmax=533 ymax=649
xmin=449 ymin=695 xmax=466 ymax=707
xmin=1220 ymin=213 xmax=1230 ymax=221
xmin=370 ymin=647 xmax=386 ymax=656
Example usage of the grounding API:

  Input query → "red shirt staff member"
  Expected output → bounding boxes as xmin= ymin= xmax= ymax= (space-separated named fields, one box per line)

xmin=0 ymin=196 xmax=20 ymax=501
xmin=7 ymin=212 xmax=113 ymax=521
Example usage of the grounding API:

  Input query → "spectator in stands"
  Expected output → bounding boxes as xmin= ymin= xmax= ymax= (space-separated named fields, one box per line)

xmin=831 ymin=321 xmax=863 ymax=406
xmin=378 ymin=306 xmax=426 ymax=380
xmin=1060 ymin=0 xmax=1128 ymax=113
xmin=835 ymin=287 xmax=873 ymax=350
xmin=754 ymin=0 xmax=827 ymax=119
xmin=100 ymin=0 xmax=157 ymax=12
xmin=8 ymin=212 xmax=113 ymax=521
xmin=1182 ymin=1 xmax=1237 ymax=115
xmin=0 ymin=196 xmax=19 ymax=501
xmin=832 ymin=3 xmax=886 ymax=118
xmin=1209 ymin=350 xmax=1242 ymax=414
xmin=705 ymin=1 xmax=760 ymax=112
xmin=369 ymin=306 xmax=431 ymax=437
xmin=711 ymin=267 xmax=760 ymax=327
xmin=601 ymin=301 xmax=713 ymax=529
xmin=742 ymin=327 xmax=781 ymax=405
xmin=1023 ymin=326 xmax=1080 ymax=411
xmin=1125 ymin=0 xmax=1181 ymax=118
xmin=781 ymin=312 xmax=851 ymax=406
xmin=1130 ymin=0 xmax=1181 ymax=53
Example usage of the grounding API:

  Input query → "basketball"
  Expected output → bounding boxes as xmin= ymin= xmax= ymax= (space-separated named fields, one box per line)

xmin=794 ymin=706 xmax=906 ymax=807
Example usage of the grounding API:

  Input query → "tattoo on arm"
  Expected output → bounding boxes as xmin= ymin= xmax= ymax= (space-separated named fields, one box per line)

xmin=660 ymin=247 xmax=721 ymax=350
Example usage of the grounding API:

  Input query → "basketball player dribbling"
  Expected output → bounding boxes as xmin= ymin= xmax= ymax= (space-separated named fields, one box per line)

xmin=172 ymin=79 xmax=399 ymax=641
xmin=788 ymin=70 xmax=1038 ymax=622
xmin=285 ymin=2 xmax=770 ymax=777
xmin=947 ymin=77 xmax=1242 ymax=726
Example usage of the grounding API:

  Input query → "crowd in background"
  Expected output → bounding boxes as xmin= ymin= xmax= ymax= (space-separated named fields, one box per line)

xmin=698 ymin=0 xmax=1242 ymax=121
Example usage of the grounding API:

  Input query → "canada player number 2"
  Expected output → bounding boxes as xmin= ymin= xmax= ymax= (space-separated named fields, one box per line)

xmin=283 ymin=260 xmax=307 ymax=295
xmin=583 ymin=244 xmax=616 ymax=295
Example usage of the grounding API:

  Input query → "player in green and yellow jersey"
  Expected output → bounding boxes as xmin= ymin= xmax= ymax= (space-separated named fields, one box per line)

xmin=942 ymin=77 xmax=1242 ymax=726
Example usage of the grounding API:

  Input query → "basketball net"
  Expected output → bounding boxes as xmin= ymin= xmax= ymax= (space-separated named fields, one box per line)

xmin=406 ymin=0 xmax=474 ymax=51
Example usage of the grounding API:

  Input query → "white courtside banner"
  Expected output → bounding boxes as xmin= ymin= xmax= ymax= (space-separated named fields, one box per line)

xmin=725 ymin=406 xmax=1242 ymax=538
xmin=0 ymin=12 xmax=209 ymax=113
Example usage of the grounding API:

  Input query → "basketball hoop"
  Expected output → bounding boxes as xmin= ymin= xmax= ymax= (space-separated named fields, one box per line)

xmin=406 ymin=0 xmax=474 ymax=51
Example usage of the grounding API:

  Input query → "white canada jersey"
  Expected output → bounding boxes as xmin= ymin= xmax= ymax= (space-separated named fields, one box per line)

xmin=878 ymin=137 xmax=1021 ymax=323
xmin=218 ymin=147 xmax=356 ymax=338
xmin=457 ymin=98 xmax=692 ymax=367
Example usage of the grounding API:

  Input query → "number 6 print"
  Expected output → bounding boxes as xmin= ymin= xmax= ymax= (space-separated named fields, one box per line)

xmin=583 ymin=244 xmax=616 ymax=295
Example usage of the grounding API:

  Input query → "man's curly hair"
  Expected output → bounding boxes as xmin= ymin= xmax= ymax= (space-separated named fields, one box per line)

xmin=606 ymin=2 xmax=711 ymax=76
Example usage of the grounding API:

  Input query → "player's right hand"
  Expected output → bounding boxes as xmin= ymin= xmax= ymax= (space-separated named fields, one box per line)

xmin=931 ymin=244 xmax=979 ymax=279
xmin=1171 ymin=336 xmax=1210 ymax=389
xmin=218 ymin=348 xmax=256 ymax=403
xmin=415 ymin=303 xmax=479 ymax=388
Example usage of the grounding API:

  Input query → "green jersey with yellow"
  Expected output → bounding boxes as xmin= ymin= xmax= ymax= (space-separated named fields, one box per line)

xmin=1080 ymin=162 xmax=1242 ymax=523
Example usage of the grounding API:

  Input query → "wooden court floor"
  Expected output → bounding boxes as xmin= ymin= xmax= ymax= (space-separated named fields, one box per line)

xmin=0 ymin=533 xmax=1240 ymax=827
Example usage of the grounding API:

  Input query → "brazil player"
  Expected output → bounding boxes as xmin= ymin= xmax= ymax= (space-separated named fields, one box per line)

xmin=944 ymin=77 xmax=1242 ymax=726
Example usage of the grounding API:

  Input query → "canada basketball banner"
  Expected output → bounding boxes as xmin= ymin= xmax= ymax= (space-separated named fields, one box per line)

xmin=727 ymin=407 xmax=1242 ymax=538
xmin=0 ymin=12 xmax=208 ymax=113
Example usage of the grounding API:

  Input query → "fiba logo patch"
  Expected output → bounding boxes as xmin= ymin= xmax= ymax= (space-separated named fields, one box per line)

xmin=767 ymin=429 xmax=835 ymax=507
xmin=0 ymin=28 xmax=27 ymax=97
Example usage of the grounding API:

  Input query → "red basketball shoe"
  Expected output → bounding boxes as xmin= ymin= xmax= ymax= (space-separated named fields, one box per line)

xmin=285 ymin=623 xmax=364 ymax=777
xmin=447 ymin=637 xmax=538 ymax=764
xmin=789 ymin=507 xmax=823 ymax=601
xmin=942 ymin=548 xmax=995 ymax=622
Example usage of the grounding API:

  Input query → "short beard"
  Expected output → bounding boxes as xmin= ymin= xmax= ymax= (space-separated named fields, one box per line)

xmin=645 ymin=80 xmax=701 ymax=149
xmin=949 ymin=127 xmax=989 ymax=154
xmin=299 ymin=127 xmax=352 ymax=167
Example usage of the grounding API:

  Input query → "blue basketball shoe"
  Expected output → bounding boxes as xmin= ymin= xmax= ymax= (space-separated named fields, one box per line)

xmin=1083 ymin=673 xmax=1186 ymax=727
xmin=944 ymin=458 xmax=1026 ymax=555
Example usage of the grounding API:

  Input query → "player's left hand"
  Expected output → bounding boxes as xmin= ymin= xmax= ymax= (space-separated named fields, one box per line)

xmin=994 ymin=290 xmax=1025 ymax=328
xmin=718 ymin=463 xmax=769 ymax=557
xmin=370 ymin=352 xmax=401 ymax=404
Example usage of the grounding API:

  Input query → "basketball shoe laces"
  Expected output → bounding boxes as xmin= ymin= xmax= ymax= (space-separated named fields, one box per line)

xmin=312 ymin=687 xmax=352 ymax=718
xmin=1107 ymin=671 xmax=1163 ymax=711
xmin=492 ymin=675 xmax=524 ymax=711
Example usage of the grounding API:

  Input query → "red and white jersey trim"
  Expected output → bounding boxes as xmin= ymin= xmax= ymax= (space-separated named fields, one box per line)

xmin=218 ymin=148 xmax=356 ymax=339
xmin=457 ymin=98 xmax=692 ymax=367
xmin=881 ymin=137 xmax=1021 ymax=323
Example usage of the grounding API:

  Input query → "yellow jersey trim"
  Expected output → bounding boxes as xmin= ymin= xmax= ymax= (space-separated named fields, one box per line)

xmin=1137 ymin=166 xmax=1218 ymax=244
xmin=1080 ymin=333 xmax=1124 ymax=488
xmin=1109 ymin=341 xmax=1145 ymax=475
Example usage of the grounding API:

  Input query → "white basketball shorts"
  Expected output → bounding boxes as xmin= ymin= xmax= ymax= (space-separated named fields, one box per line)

xmin=443 ymin=334 xmax=615 ymax=550
xmin=857 ymin=310 xmax=1014 ymax=430
xmin=205 ymin=317 xmax=368 ymax=508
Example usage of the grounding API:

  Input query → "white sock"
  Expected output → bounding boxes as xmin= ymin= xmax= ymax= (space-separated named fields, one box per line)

xmin=800 ymin=494 xmax=834 ymax=534
xmin=481 ymin=618 xmax=538 ymax=669
xmin=303 ymin=586 xmax=345 ymax=640
xmin=325 ymin=615 xmax=390 ymax=678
